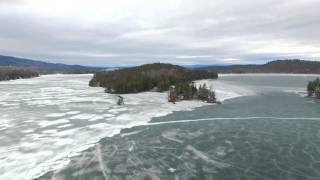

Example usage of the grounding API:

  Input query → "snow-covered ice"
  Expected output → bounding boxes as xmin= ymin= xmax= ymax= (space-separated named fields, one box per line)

xmin=0 ymin=74 xmax=255 ymax=180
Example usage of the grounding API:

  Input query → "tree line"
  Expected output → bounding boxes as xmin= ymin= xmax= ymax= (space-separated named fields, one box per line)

xmin=168 ymin=82 xmax=217 ymax=103
xmin=0 ymin=66 xmax=39 ymax=81
xmin=307 ymin=78 xmax=320 ymax=99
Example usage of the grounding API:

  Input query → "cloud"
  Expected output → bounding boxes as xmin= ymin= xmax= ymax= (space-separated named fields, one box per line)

xmin=0 ymin=0 xmax=319 ymax=66
xmin=0 ymin=0 xmax=24 ymax=4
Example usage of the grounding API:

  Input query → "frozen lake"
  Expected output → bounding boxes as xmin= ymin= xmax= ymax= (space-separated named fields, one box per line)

xmin=1 ymin=74 xmax=320 ymax=180
xmin=0 ymin=74 xmax=207 ymax=179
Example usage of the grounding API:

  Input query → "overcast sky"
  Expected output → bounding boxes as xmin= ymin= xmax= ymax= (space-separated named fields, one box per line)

xmin=0 ymin=0 xmax=319 ymax=66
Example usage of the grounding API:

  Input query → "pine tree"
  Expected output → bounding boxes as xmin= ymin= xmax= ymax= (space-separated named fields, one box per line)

xmin=307 ymin=78 xmax=320 ymax=98
xmin=207 ymin=87 xmax=216 ymax=103
xmin=168 ymin=86 xmax=177 ymax=103
xmin=307 ymin=81 xmax=315 ymax=96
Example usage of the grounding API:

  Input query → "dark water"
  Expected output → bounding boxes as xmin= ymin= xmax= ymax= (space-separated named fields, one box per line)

xmin=37 ymin=75 xmax=320 ymax=180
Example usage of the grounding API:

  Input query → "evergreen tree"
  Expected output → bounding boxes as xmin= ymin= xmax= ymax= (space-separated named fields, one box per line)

xmin=307 ymin=78 xmax=320 ymax=99
xmin=207 ymin=87 xmax=216 ymax=103
xmin=168 ymin=86 xmax=177 ymax=103
xmin=307 ymin=81 xmax=315 ymax=96
xmin=198 ymin=83 xmax=209 ymax=101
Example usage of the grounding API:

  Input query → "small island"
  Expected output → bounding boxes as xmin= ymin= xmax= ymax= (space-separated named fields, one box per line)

xmin=89 ymin=63 xmax=218 ymax=103
xmin=0 ymin=66 xmax=39 ymax=81
xmin=307 ymin=78 xmax=320 ymax=99
xmin=168 ymin=83 xmax=217 ymax=103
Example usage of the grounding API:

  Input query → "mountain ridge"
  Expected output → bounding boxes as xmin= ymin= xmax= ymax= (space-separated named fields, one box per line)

xmin=202 ymin=59 xmax=320 ymax=74
xmin=1 ymin=55 xmax=320 ymax=74
xmin=0 ymin=55 xmax=105 ymax=73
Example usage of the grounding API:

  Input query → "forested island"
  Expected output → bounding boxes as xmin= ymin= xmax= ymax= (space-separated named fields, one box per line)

xmin=0 ymin=66 xmax=39 ymax=81
xmin=89 ymin=63 xmax=218 ymax=103
xmin=307 ymin=78 xmax=320 ymax=99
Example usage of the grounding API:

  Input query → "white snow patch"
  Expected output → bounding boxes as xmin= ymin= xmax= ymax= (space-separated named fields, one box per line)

xmin=42 ymin=129 xmax=58 ymax=134
xmin=69 ymin=114 xmax=97 ymax=120
xmin=22 ymin=129 xmax=35 ymax=134
xmin=168 ymin=168 xmax=176 ymax=173
xmin=46 ymin=113 xmax=67 ymax=118
xmin=66 ymin=111 xmax=80 ymax=115
xmin=57 ymin=124 xmax=73 ymax=129
xmin=38 ymin=119 xmax=70 ymax=127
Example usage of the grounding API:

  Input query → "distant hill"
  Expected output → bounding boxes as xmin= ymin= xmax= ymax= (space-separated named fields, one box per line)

xmin=0 ymin=55 xmax=104 ymax=74
xmin=203 ymin=60 xmax=320 ymax=74
xmin=89 ymin=63 xmax=218 ymax=94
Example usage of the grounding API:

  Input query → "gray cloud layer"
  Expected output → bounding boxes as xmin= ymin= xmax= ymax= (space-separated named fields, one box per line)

xmin=0 ymin=0 xmax=319 ymax=66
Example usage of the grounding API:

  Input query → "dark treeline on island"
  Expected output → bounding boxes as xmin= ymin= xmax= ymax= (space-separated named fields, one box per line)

xmin=89 ymin=63 xmax=218 ymax=97
xmin=203 ymin=60 xmax=320 ymax=74
xmin=0 ymin=66 xmax=39 ymax=81
xmin=307 ymin=78 xmax=320 ymax=99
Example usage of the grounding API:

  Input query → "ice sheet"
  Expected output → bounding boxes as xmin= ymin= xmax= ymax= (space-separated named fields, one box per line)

xmin=0 ymin=74 xmax=256 ymax=180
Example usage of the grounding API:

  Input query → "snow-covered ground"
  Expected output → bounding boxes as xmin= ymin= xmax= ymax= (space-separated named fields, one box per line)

xmin=0 ymin=74 xmax=249 ymax=180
